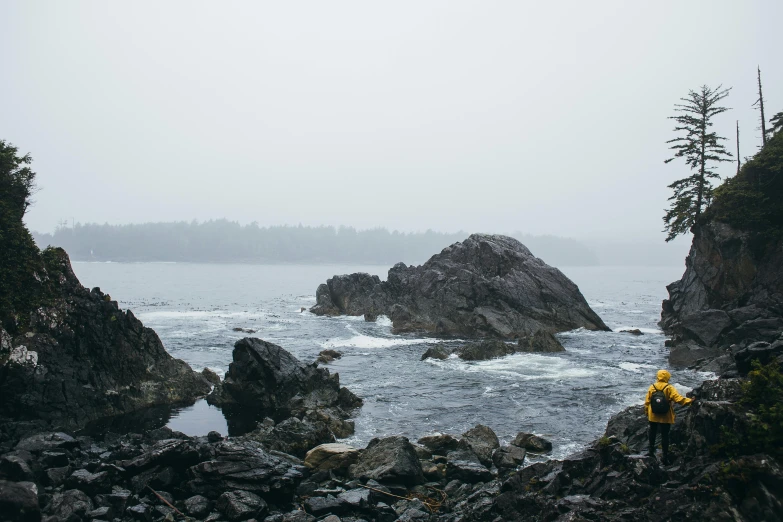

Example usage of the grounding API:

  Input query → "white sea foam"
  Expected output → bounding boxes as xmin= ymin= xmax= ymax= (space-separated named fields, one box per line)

xmin=139 ymin=310 xmax=270 ymax=320
xmin=618 ymin=362 xmax=657 ymax=373
xmin=375 ymin=315 xmax=392 ymax=327
xmin=321 ymin=334 xmax=442 ymax=349
xmin=426 ymin=353 xmax=596 ymax=381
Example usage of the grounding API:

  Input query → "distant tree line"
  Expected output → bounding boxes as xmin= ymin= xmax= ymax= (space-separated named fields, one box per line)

xmin=32 ymin=222 xmax=600 ymax=266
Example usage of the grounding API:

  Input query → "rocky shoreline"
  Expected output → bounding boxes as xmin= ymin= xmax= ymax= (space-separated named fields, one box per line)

xmin=2 ymin=227 xmax=781 ymax=520
xmin=2 ymin=359 xmax=780 ymax=522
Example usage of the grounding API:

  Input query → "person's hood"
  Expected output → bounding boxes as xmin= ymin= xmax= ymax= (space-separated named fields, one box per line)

xmin=657 ymin=369 xmax=671 ymax=383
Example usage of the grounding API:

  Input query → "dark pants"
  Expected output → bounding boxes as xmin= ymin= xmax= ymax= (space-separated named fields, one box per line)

xmin=648 ymin=421 xmax=671 ymax=457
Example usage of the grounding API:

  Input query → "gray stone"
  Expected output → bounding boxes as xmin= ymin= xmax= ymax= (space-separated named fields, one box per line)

xmin=217 ymin=490 xmax=268 ymax=521
xmin=512 ymin=432 xmax=553 ymax=453
xmin=304 ymin=495 xmax=341 ymax=516
xmin=445 ymin=450 xmax=494 ymax=483
xmin=417 ymin=433 xmax=459 ymax=455
xmin=492 ymin=444 xmax=526 ymax=469
xmin=0 ymin=479 xmax=40 ymax=522
xmin=311 ymin=234 xmax=609 ymax=338
xmin=458 ymin=425 xmax=499 ymax=467
xmin=185 ymin=495 xmax=211 ymax=518
xmin=349 ymin=436 xmax=424 ymax=485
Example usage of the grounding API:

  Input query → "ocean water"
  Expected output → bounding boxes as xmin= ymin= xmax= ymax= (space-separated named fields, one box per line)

xmin=71 ymin=262 xmax=710 ymax=459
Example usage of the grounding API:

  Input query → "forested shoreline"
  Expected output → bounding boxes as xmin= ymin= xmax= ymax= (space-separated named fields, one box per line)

xmin=32 ymin=221 xmax=602 ymax=266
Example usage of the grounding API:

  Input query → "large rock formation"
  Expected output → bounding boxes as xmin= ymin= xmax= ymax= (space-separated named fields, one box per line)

xmin=0 ymin=249 xmax=211 ymax=441
xmin=311 ymin=234 xmax=608 ymax=339
xmin=207 ymin=338 xmax=362 ymax=445
xmin=661 ymin=222 xmax=783 ymax=373
xmin=661 ymin=131 xmax=783 ymax=374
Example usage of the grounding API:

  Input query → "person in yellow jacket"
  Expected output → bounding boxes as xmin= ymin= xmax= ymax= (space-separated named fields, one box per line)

xmin=644 ymin=369 xmax=693 ymax=464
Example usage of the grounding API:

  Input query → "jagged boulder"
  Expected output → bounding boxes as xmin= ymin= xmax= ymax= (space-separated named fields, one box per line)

xmin=349 ymin=436 xmax=424 ymax=485
xmin=0 ymin=249 xmax=211 ymax=437
xmin=458 ymin=425 xmax=499 ymax=468
xmin=311 ymin=234 xmax=609 ymax=339
xmin=207 ymin=338 xmax=361 ymax=426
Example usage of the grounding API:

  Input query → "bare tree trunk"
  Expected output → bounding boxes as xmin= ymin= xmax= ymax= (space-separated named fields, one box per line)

xmin=756 ymin=66 xmax=767 ymax=147
xmin=736 ymin=120 xmax=741 ymax=175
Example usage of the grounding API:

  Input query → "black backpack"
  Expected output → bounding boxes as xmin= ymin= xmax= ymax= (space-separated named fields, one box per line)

xmin=650 ymin=384 xmax=671 ymax=414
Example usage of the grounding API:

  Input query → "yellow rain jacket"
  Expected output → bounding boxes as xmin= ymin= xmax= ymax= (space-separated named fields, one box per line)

xmin=644 ymin=369 xmax=693 ymax=423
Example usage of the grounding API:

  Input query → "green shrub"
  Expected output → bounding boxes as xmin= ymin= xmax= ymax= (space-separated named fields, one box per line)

xmin=714 ymin=360 xmax=783 ymax=459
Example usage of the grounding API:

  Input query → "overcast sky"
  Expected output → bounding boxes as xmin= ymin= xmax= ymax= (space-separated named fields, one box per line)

xmin=2 ymin=1 xmax=779 ymax=244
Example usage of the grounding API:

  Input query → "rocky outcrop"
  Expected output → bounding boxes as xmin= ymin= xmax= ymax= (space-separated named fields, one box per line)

xmin=311 ymin=234 xmax=608 ymax=339
xmin=0 ymin=249 xmax=211 ymax=442
xmin=661 ymin=222 xmax=783 ymax=373
xmin=207 ymin=338 xmax=362 ymax=444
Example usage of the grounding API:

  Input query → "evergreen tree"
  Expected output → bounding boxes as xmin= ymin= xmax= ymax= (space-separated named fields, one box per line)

xmin=770 ymin=111 xmax=783 ymax=138
xmin=663 ymin=85 xmax=733 ymax=241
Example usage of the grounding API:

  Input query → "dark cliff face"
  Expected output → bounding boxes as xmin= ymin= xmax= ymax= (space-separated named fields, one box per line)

xmin=0 ymin=248 xmax=211 ymax=435
xmin=661 ymin=221 xmax=783 ymax=372
xmin=311 ymin=234 xmax=608 ymax=339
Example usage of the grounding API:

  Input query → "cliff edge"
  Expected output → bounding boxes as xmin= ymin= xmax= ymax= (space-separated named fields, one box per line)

xmin=661 ymin=131 xmax=783 ymax=373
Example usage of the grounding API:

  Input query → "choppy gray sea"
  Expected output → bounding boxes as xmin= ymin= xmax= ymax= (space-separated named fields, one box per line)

xmin=72 ymin=262 xmax=710 ymax=460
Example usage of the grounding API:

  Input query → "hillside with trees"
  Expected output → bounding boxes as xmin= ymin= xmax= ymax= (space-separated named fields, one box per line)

xmin=31 ymin=223 xmax=601 ymax=266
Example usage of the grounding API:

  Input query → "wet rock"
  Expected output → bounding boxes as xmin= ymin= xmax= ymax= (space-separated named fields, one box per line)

xmin=39 ymin=450 xmax=69 ymax=468
xmin=217 ymin=490 xmax=268 ymax=521
xmin=516 ymin=330 xmax=565 ymax=352
xmin=126 ymin=503 xmax=153 ymax=521
xmin=620 ymin=329 xmax=644 ymax=335
xmin=492 ymin=444 xmax=526 ymax=470
xmin=92 ymin=488 xmax=131 ymax=516
xmin=661 ymin=221 xmax=783 ymax=369
xmin=247 ymin=417 xmax=335 ymax=458
xmin=417 ymin=433 xmax=459 ymax=455
xmin=86 ymin=506 xmax=113 ymax=520
xmin=44 ymin=466 xmax=71 ymax=487
xmin=207 ymin=430 xmax=223 ymax=443
xmin=445 ymin=449 xmax=494 ymax=483
xmin=66 ymin=468 xmax=112 ymax=495
xmin=0 ymin=250 xmax=211 ymax=434
xmin=317 ymin=349 xmax=343 ymax=364
xmin=512 ymin=432 xmax=553 ymax=453
xmin=207 ymin=338 xmax=361 ymax=426
xmin=304 ymin=495 xmax=341 ymax=516
xmin=349 ymin=436 xmax=424 ymax=485
xmin=0 ymin=479 xmax=40 ymax=522
xmin=456 ymin=340 xmax=516 ymax=361
xmin=186 ymin=439 xmax=305 ymax=501
xmin=604 ymin=405 xmax=649 ymax=453
xmin=304 ymin=443 xmax=361 ymax=473
xmin=184 ymin=494 xmax=211 ymax=518
xmin=202 ymin=367 xmax=222 ymax=385
xmin=411 ymin=443 xmax=431 ymax=460
xmin=337 ymin=488 xmax=371 ymax=509
xmin=735 ymin=338 xmax=783 ymax=375
xmin=458 ymin=425 xmax=499 ymax=467
xmin=420 ymin=346 xmax=453 ymax=360
xmin=0 ymin=452 xmax=34 ymax=481
xmin=49 ymin=489 xmax=93 ymax=521
xmin=15 ymin=432 xmax=77 ymax=453
xmin=311 ymin=234 xmax=609 ymax=338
